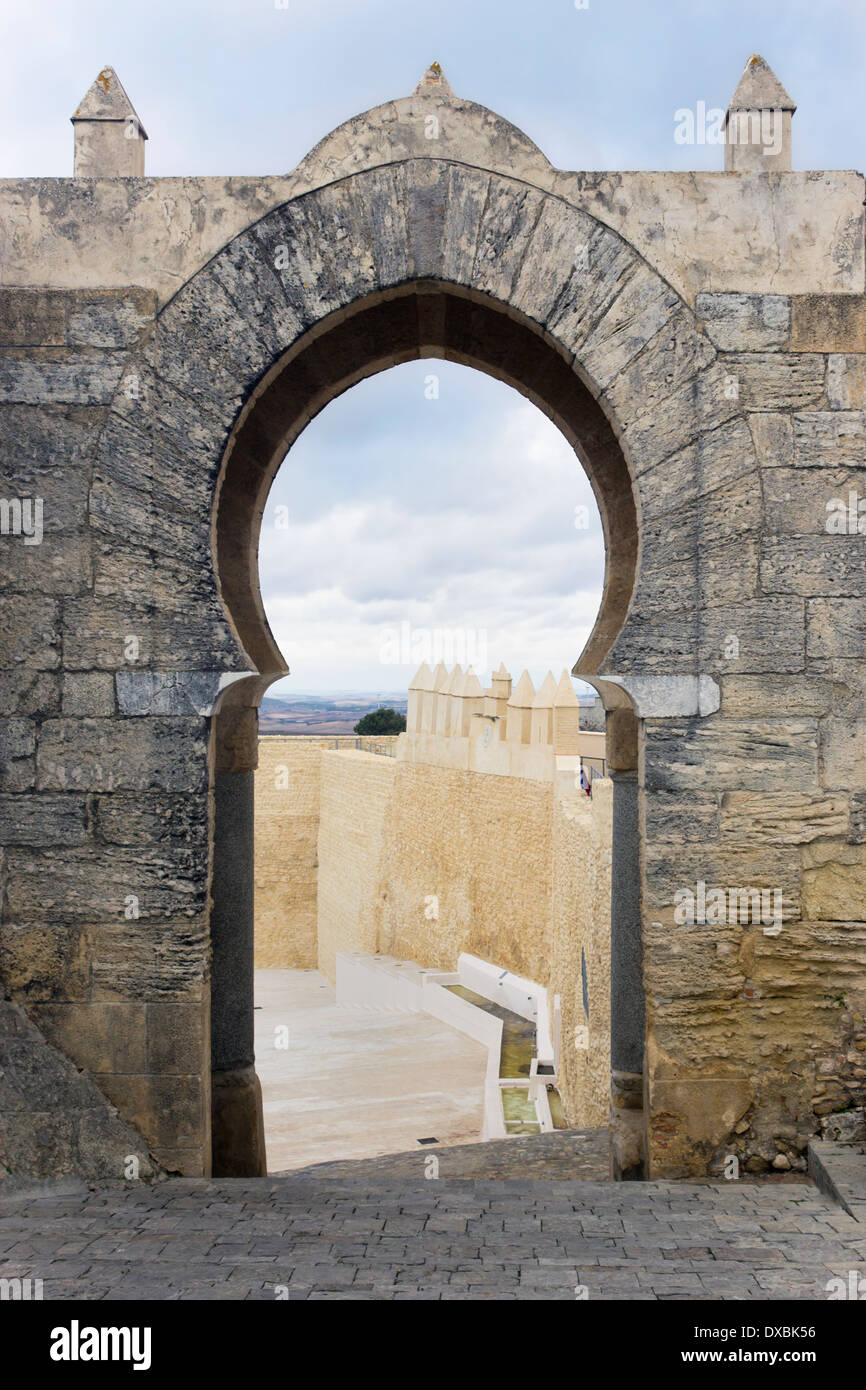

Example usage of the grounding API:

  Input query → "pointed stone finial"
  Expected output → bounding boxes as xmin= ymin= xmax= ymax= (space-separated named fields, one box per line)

xmin=407 ymin=662 xmax=434 ymax=733
xmin=426 ymin=660 xmax=450 ymax=735
xmin=553 ymin=671 xmax=581 ymax=755
xmin=533 ymin=672 xmax=558 ymax=705
xmin=458 ymin=666 xmax=485 ymax=737
xmin=530 ymin=671 xmax=558 ymax=746
xmin=505 ymin=670 xmax=536 ymax=744
xmin=509 ymin=670 xmax=536 ymax=705
xmin=729 ymin=54 xmax=795 ymax=112
xmin=440 ymin=663 xmax=463 ymax=736
xmin=725 ymin=55 xmax=794 ymax=172
xmin=71 ymin=66 xmax=147 ymax=177
xmin=409 ymin=661 xmax=434 ymax=689
xmin=485 ymin=660 xmax=512 ymax=718
xmin=414 ymin=61 xmax=454 ymax=97
xmin=553 ymin=670 xmax=580 ymax=707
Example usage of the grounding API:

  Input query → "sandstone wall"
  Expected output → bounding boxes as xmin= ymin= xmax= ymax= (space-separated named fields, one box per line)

xmin=316 ymin=749 xmax=397 ymax=982
xmin=255 ymin=738 xmax=325 ymax=969
xmin=255 ymin=737 xmax=397 ymax=969
xmin=311 ymin=742 xmax=613 ymax=1128
xmin=552 ymin=780 xmax=613 ymax=1128
xmin=375 ymin=761 xmax=554 ymax=977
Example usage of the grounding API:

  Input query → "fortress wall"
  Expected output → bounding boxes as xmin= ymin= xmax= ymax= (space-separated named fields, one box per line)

xmin=254 ymin=738 xmax=325 ymax=969
xmin=374 ymin=761 xmax=554 ymax=980
xmin=552 ymin=780 xmax=613 ymax=1128
xmin=315 ymin=748 xmax=397 ymax=982
xmin=254 ymin=736 xmax=397 ymax=969
xmin=4 ymin=64 xmax=866 ymax=1179
xmin=0 ymin=172 xmax=861 ymax=309
xmin=309 ymin=728 xmax=613 ymax=1128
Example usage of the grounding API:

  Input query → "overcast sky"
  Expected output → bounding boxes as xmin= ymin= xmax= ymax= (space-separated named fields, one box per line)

xmin=3 ymin=0 xmax=863 ymax=692
xmin=259 ymin=363 xmax=604 ymax=692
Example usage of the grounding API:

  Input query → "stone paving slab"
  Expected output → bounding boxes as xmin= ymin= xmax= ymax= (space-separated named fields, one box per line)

xmin=1 ymin=1174 xmax=865 ymax=1301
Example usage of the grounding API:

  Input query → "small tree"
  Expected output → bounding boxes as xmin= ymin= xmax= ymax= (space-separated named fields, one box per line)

xmin=354 ymin=706 xmax=406 ymax=735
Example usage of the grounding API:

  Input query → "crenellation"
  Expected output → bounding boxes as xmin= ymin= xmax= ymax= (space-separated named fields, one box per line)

xmin=530 ymin=671 xmax=558 ymax=747
xmin=458 ymin=667 xmax=485 ymax=736
xmin=407 ymin=660 xmax=433 ymax=732
xmin=505 ymin=669 xmax=535 ymax=746
xmin=553 ymin=669 xmax=582 ymax=756
xmin=438 ymin=662 xmax=462 ymax=736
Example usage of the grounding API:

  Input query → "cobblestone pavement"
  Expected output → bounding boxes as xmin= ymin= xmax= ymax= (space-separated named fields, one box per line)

xmin=2 ymin=1172 xmax=865 ymax=1300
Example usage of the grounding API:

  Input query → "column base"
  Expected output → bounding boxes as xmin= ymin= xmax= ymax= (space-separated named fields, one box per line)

xmin=211 ymin=1065 xmax=267 ymax=1177
xmin=610 ymin=1069 xmax=646 ymax=1181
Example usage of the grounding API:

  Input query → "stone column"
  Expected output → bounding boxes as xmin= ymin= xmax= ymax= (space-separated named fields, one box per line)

xmin=210 ymin=708 xmax=267 ymax=1177
xmin=607 ymin=708 xmax=646 ymax=1180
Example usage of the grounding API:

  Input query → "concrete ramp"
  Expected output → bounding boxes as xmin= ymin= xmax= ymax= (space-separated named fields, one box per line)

xmin=336 ymin=952 xmax=567 ymax=1142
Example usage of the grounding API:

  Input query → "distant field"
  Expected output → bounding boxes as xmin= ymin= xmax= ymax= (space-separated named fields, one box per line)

xmin=257 ymin=690 xmax=598 ymax=735
xmin=259 ymin=693 xmax=408 ymax=736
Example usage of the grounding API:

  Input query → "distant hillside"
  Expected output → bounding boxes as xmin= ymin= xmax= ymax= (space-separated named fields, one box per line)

xmin=259 ymin=693 xmax=408 ymax=736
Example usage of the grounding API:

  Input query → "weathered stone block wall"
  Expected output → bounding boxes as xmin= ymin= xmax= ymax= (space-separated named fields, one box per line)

xmin=639 ymin=290 xmax=866 ymax=1176
xmin=0 ymin=284 xmax=215 ymax=1177
xmin=0 ymin=997 xmax=160 ymax=1180
xmin=1 ymin=172 xmax=861 ymax=310
xmin=375 ymin=761 xmax=554 ymax=975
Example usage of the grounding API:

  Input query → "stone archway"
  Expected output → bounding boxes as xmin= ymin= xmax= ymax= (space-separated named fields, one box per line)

xmin=84 ymin=156 xmax=745 ymax=1178
xmin=213 ymin=276 xmax=646 ymax=1176
xmin=2 ymin=61 xmax=864 ymax=1190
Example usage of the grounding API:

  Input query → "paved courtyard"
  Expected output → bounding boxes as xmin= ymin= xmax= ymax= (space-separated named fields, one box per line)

xmin=255 ymin=969 xmax=488 ymax=1172
xmin=1 ymin=1169 xmax=864 ymax=1301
